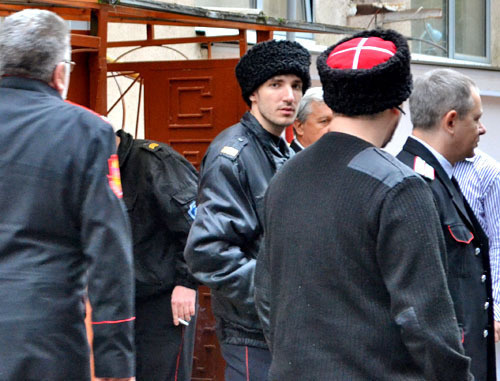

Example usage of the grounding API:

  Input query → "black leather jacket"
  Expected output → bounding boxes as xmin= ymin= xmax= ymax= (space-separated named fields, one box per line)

xmin=117 ymin=130 xmax=198 ymax=299
xmin=184 ymin=112 xmax=291 ymax=347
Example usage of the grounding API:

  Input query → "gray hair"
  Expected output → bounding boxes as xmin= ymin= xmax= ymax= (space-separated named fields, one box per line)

xmin=0 ymin=9 xmax=70 ymax=83
xmin=296 ymin=87 xmax=325 ymax=123
xmin=409 ymin=68 xmax=478 ymax=130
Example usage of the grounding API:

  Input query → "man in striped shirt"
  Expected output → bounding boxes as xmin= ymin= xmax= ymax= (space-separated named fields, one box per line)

xmin=454 ymin=149 xmax=500 ymax=374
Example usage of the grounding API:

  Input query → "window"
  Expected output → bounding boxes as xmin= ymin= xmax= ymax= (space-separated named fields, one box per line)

xmin=195 ymin=0 xmax=251 ymax=7
xmin=195 ymin=0 xmax=313 ymax=22
xmin=195 ymin=0 xmax=315 ymax=39
xmin=411 ymin=0 xmax=490 ymax=63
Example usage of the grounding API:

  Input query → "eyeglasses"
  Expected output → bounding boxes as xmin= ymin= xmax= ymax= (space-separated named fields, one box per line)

xmin=62 ymin=60 xmax=76 ymax=73
xmin=395 ymin=105 xmax=406 ymax=115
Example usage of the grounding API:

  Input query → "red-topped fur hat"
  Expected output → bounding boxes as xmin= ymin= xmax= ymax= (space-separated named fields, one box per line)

xmin=317 ymin=29 xmax=412 ymax=116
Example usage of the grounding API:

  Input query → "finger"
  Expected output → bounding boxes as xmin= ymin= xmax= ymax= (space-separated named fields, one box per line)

xmin=179 ymin=302 xmax=190 ymax=322
xmin=189 ymin=299 xmax=196 ymax=317
xmin=171 ymin=301 xmax=179 ymax=326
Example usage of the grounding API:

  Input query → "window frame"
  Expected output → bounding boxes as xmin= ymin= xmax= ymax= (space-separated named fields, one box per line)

xmin=448 ymin=0 xmax=491 ymax=63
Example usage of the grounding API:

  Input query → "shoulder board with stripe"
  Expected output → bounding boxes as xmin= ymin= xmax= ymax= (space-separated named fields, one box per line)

xmin=143 ymin=142 xmax=161 ymax=152
xmin=219 ymin=136 xmax=248 ymax=161
xmin=413 ymin=156 xmax=435 ymax=180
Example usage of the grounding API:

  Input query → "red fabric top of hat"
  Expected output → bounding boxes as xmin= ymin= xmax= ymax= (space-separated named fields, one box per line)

xmin=326 ymin=36 xmax=396 ymax=70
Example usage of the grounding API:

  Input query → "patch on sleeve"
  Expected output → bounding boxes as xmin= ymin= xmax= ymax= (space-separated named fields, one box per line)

xmin=348 ymin=147 xmax=416 ymax=188
xmin=413 ymin=156 xmax=435 ymax=180
xmin=188 ymin=201 xmax=197 ymax=220
xmin=107 ymin=154 xmax=123 ymax=199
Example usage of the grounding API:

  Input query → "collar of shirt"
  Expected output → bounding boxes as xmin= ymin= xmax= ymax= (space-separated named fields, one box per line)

xmin=410 ymin=135 xmax=454 ymax=179
xmin=463 ymin=149 xmax=482 ymax=164
xmin=293 ymin=139 xmax=305 ymax=150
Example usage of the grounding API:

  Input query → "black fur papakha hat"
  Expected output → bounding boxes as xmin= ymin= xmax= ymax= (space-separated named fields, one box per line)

xmin=317 ymin=29 xmax=412 ymax=116
xmin=235 ymin=39 xmax=311 ymax=106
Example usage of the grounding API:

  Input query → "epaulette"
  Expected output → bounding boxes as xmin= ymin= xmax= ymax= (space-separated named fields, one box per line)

xmin=143 ymin=142 xmax=162 ymax=152
xmin=413 ymin=156 xmax=435 ymax=180
xmin=219 ymin=136 xmax=248 ymax=161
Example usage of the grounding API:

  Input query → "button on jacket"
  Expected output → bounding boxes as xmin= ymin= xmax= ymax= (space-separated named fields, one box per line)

xmin=398 ymin=137 xmax=496 ymax=381
xmin=184 ymin=112 xmax=291 ymax=348
xmin=0 ymin=77 xmax=135 ymax=380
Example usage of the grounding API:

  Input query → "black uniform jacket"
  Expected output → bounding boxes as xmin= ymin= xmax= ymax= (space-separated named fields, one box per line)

xmin=0 ymin=77 xmax=135 ymax=380
xmin=184 ymin=112 xmax=291 ymax=348
xmin=398 ymin=137 xmax=496 ymax=381
xmin=117 ymin=130 xmax=198 ymax=298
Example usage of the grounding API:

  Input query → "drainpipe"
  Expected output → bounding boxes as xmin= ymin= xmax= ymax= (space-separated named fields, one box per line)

xmin=286 ymin=0 xmax=296 ymax=41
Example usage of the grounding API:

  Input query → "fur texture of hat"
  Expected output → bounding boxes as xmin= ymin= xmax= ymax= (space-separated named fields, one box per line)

xmin=317 ymin=29 xmax=412 ymax=116
xmin=235 ymin=39 xmax=311 ymax=106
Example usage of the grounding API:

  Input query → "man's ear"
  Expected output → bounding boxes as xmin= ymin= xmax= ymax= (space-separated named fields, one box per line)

xmin=293 ymin=119 xmax=304 ymax=137
xmin=50 ymin=62 xmax=67 ymax=96
xmin=248 ymin=90 xmax=257 ymax=104
xmin=442 ymin=109 xmax=458 ymax=135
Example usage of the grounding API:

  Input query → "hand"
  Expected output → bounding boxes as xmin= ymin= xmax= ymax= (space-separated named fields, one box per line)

xmin=495 ymin=321 xmax=500 ymax=343
xmin=171 ymin=285 xmax=196 ymax=326
xmin=95 ymin=378 xmax=135 ymax=381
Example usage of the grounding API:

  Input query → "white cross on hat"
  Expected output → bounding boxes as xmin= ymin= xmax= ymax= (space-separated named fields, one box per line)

xmin=326 ymin=36 xmax=396 ymax=70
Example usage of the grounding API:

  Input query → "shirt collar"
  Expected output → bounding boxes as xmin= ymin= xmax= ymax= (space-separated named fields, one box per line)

xmin=411 ymin=135 xmax=454 ymax=178
xmin=293 ymin=139 xmax=305 ymax=150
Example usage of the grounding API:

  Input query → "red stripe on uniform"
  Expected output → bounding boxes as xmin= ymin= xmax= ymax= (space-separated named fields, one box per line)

xmin=174 ymin=327 xmax=185 ymax=381
xmin=245 ymin=346 xmax=250 ymax=381
xmin=92 ymin=316 xmax=136 ymax=325
xmin=64 ymin=100 xmax=111 ymax=125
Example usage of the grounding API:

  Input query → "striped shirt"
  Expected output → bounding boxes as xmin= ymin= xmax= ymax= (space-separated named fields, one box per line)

xmin=454 ymin=149 xmax=500 ymax=320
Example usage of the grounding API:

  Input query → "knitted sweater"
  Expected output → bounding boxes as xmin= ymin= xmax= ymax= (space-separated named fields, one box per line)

xmin=255 ymin=132 xmax=472 ymax=380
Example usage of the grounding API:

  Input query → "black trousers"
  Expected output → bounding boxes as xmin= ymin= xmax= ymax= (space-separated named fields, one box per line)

xmin=220 ymin=343 xmax=271 ymax=381
xmin=135 ymin=291 xmax=197 ymax=381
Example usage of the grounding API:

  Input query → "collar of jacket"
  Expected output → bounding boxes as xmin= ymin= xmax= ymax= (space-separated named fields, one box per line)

xmin=403 ymin=136 xmax=473 ymax=227
xmin=116 ymin=129 xmax=135 ymax=168
xmin=0 ymin=76 xmax=61 ymax=99
xmin=240 ymin=112 xmax=291 ymax=161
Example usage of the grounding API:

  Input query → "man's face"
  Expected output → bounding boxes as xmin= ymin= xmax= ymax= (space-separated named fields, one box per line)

xmin=294 ymin=101 xmax=333 ymax=147
xmin=454 ymin=88 xmax=486 ymax=160
xmin=249 ymin=74 xmax=303 ymax=135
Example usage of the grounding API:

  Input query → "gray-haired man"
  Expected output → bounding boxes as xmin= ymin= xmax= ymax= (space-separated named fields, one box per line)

xmin=290 ymin=86 xmax=333 ymax=153
xmin=397 ymin=68 xmax=495 ymax=380
xmin=0 ymin=9 xmax=135 ymax=381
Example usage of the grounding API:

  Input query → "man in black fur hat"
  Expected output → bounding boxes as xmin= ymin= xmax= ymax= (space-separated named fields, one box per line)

xmin=255 ymin=29 xmax=473 ymax=380
xmin=184 ymin=39 xmax=310 ymax=380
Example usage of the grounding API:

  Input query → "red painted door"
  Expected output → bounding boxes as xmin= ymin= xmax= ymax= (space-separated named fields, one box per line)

xmin=132 ymin=58 xmax=248 ymax=380
xmin=142 ymin=59 xmax=248 ymax=169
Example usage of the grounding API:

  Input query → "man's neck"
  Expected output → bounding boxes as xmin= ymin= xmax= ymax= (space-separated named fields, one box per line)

xmin=410 ymin=134 xmax=454 ymax=177
xmin=412 ymin=129 xmax=457 ymax=165
xmin=326 ymin=113 xmax=395 ymax=148
xmin=250 ymin=111 xmax=285 ymax=137
xmin=294 ymin=138 xmax=306 ymax=150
